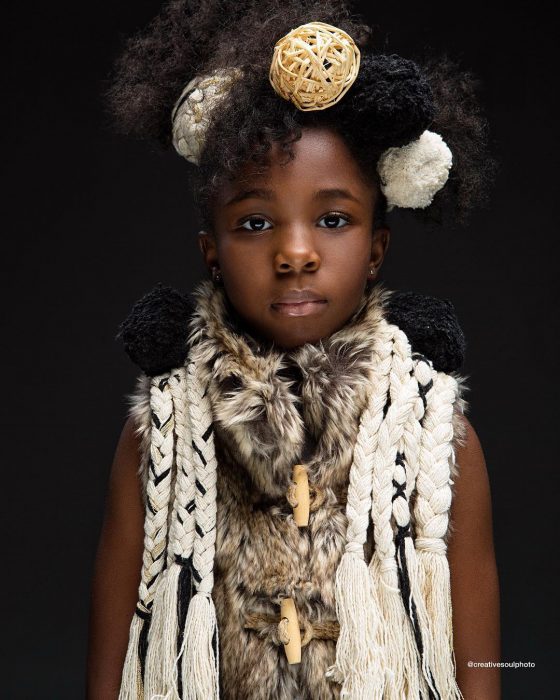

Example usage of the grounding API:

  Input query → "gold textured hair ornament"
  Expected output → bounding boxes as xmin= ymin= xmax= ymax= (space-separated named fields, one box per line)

xmin=269 ymin=21 xmax=361 ymax=111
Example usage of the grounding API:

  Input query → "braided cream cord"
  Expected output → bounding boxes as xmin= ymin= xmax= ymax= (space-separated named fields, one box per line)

xmin=414 ymin=368 xmax=464 ymax=699
xmin=187 ymin=357 xmax=218 ymax=595
xmin=415 ymin=370 xmax=456 ymax=555
xmin=169 ymin=364 xmax=196 ymax=566
xmin=180 ymin=353 xmax=220 ymax=700
xmin=388 ymin=333 xmax=426 ymax=698
xmin=140 ymin=375 xmax=175 ymax=613
xmin=402 ymin=356 xmax=432 ymax=498
xmin=370 ymin=325 xmax=417 ymax=583
xmin=368 ymin=321 xmax=424 ymax=699
xmin=119 ymin=374 xmax=175 ymax=700
xmin=140 ymin=355 xmax=221 ymax=700
xmin=344 ymin=328 xmax=393 ymax=556
xmin=389 ymin=329 xmax=416 ymax=533
xmin=325 ymin=317 xmax=394 ymax=696
xmin=403 ymin=356 xmax=436 ymax=681
xmin=145 ymin=366 xmax=195 ymax=699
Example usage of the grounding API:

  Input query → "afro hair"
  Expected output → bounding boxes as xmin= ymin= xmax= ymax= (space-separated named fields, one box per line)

xmin=103 ymin=0 xmax=498 ymax=229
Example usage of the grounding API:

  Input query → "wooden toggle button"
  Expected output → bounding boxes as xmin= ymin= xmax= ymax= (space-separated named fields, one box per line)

xmin=280 ymin=597 xmax=301 ymax=664
xmin=292 ymin=464 xmax=310 ymax=527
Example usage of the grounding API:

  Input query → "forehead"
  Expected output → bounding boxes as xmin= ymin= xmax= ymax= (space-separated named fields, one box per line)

xmin=218 ymin=127 xmax=375 ymax=203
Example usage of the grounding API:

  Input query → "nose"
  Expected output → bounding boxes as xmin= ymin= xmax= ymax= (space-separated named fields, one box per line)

xmin=273 ymin=226 xmax=321 ymax=275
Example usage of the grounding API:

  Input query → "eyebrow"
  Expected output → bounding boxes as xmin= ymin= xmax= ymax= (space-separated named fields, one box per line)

xmin=225 ymin=187 xmax=362 ymax=206
xmin=225 ymin=188 xmax=275 ymax=206
xmin=313 ymin=187 xmax=362 ymax=204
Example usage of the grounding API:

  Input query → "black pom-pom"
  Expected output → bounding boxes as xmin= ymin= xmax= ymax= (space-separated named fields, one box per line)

xmin=116 ymin=283 xmax=194 ymax=376
xmin=385 ymin=290 xmax=466 ymax=373
xmin=343 ymin=53 xmax=436 ymax=149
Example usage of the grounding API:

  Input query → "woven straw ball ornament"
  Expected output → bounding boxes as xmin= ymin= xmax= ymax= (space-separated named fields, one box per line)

xmin=269 ymin=21 xmax=361 ymax=111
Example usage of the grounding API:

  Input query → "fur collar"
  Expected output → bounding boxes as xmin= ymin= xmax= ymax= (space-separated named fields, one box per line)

xmin=187 ymin=279 xmax=392 ymax=499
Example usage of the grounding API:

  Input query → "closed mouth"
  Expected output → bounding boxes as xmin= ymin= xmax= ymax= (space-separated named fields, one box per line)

xmin=270 ymin=299 xmax=328 ymax=317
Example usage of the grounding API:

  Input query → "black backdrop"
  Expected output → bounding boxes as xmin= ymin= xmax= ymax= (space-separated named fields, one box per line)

xmin=6 ymin=1 xmax=558 ymax=697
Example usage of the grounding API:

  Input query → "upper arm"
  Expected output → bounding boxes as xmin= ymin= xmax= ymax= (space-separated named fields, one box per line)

xmin=448 ymin=414 xmax=501 ymax=698
xmin=86 ymin=414 xmax=146 ymax=700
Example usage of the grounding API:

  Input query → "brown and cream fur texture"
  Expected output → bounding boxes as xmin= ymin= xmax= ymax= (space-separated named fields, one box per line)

xmin=126 ymin=279 xmax=468 ymax=699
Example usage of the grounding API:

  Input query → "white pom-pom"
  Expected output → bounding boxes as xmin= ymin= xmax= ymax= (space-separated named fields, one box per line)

xmin=377 ymin=130 xmax=453 ymax=210
xmin=171 ymin=67 xmax=243 ymax=165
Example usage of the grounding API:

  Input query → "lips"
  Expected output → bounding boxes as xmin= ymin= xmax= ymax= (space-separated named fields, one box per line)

xmin=271 ymin=289 xmax=328 ymax=317
xmin=271 ymin=289 xmax=326 ymax=304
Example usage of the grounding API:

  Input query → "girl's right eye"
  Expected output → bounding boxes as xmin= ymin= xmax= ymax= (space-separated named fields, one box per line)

xmin=239 ymin=216 xmax=272 ymax=232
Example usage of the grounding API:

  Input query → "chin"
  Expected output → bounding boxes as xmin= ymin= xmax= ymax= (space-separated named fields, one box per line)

xmin=269 ymin=320 xmax=332 ymax=350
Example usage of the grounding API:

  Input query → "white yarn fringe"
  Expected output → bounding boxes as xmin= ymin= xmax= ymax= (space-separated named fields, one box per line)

xmin=325 ymin=551 xmax=385 ymax=699
xmin=144 ymin=565 xmax=183 ymax=700
xmin=118 ymin=613 xmax=144 ymax=699
xmin=182 ymin=591 xmax=220 ymax=700
xmin=402 ymin=537 xmax=440 ymax=698
xmin=369 ymin=555 xmax=422 ymax=700
xmin=144 ymin=570 xmax=167 ymax=695
xmin=417 ymin=550 xmax=464 ymax=699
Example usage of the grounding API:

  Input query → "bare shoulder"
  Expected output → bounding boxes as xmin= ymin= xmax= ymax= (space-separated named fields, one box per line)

xmin=448 ymin=411 xmax=499 ymax=622
xmin=449 ymin=414 xmax=494 ymax=543
xmin=114 ymin=414 xmax=143 ymax=476
xmin=103 ymin=414 xmax=146 ymax=540
xmin=455 ymin=413 xmax=485 ymax=472
xmin=111 ymin=415 xmax=144 ymax=492
xmin=448 ymin=417 xmax=501 ymax=696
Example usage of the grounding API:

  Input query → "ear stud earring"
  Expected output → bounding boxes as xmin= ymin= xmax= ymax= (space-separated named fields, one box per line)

xmin=211 ymin=266 xmax=222 ymax=284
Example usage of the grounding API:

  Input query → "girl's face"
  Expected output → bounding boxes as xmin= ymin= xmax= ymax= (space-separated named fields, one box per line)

xmin=199 ymin=127 xmax=390 ymax=349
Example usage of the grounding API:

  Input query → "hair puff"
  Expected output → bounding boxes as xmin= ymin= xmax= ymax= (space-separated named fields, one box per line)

xmin=340 ymin=53 xmax=436 ymax=149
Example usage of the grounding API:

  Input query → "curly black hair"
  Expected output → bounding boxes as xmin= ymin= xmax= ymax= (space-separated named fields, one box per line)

xmin=103 ymin=0 xmax=498 ymax=230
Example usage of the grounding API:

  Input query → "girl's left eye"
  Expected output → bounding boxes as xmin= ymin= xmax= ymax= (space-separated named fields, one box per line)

xmin=318 ymin=213 xmax=350 ymax=228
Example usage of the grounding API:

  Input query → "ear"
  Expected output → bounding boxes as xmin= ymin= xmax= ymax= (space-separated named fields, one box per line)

xmin=370 ymin=226 xmax=391 ymax=270
xmin=198 ymin=229 xmax=219 ymax=271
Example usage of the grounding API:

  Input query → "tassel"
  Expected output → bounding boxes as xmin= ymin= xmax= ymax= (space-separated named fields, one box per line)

xmin=181 ymin=591 xmax=220 ymax=700
xmin=144 ymin=569 xmax=168 ymax=695
xmin=393 ymin=454 xmax=439 ymax=699
xmin=416 ymin=549 xmax=463 ymax=699
xmin=370 ymin=553 xmax=421 ymax=700
xmin=160 ymin=564 xmax=183 ymax=698
xmin=144 ymin=558 xmax=195 ymax=700
xmin=369 ymin=554 xmax=406 ymax=700
xmin=118 ymin=611 xmax=146 ymax=699
xmin=401 ymin=536 xmax=440 ymax=699
xmin=325 ymin=550 xmax=385 ymax=698
xmin=144 ymin=565 xmax=184 ymax=699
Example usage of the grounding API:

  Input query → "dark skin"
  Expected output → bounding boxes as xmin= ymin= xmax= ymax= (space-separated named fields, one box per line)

xmin=87 ymin=127 xmax=501 ymax=698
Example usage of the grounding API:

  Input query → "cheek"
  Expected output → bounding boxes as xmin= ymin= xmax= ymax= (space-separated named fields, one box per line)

xmin=322 ymin=232 xmax=372 ymax=277
xmin=217 ymin=237 xmax=271 ymax=311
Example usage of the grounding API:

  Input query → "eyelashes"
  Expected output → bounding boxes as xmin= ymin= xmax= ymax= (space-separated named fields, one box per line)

xmin=238 ymin=212 xmax=351 ymax=232
xmin=318 ymin=212 xmax=351 ymax=229
xmin=239 ymin=216 xmax=270 ymax=232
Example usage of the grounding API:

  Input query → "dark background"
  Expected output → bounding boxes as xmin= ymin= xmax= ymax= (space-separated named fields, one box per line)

xmin=6 ymin=1 xmax=558 ymax=696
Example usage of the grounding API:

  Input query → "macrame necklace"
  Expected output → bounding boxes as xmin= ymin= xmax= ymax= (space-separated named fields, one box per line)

xmin=117 ymin=281 xmax=466 ymax=700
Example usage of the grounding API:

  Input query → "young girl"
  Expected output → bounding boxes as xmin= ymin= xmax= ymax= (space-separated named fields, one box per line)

xmin=87 ymin=1 xmax=500 ymax=698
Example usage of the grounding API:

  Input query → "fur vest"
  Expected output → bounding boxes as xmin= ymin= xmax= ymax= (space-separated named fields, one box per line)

xmin=121 ymin=279 xmax=468 ymax=699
